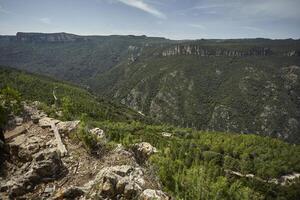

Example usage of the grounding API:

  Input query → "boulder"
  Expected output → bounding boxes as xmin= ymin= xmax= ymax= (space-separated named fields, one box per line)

xmin=87 ymin=165 xmax=146 ymax=199
xmin=14 ymin=117 xmax=23 ymax=126
xmin=139 ymin=189 xmax=170 ymax=200
xmin=89 ymin=128 xmax=105 ymax=139
xmin=53 ymin=186 xmax=85 ymax=200
xmin=56 ymin=120 xmax=80 ymax=134
xmin=161 ymin=132 xmax=172 ymax=137
xmin=39 ymin=117 xmax=60 ymax=128
xmin=2 ymin=149 xmax=65 ymax=198
xmin=24 ymin=102 xmax=47 ymax=123
xmin=132 ymin=142 xmax=157 ymax=163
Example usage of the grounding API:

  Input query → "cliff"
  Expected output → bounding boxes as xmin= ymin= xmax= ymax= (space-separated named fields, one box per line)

xmin=16 ymin=32 xmax=85 ymax=42
xmin=162 ymin=44 xmax=299 ymax=57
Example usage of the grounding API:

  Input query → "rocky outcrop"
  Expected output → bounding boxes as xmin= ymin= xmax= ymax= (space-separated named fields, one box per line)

xmin=81 ymin=161 xmax=169 ymax=199
xmin=1 ymin=149 xmax=65 ymax=198
xmin=286 ymin=50 xmax=299 ymax=56
xmin=57 ymin=120 xmax=80 ymax=134
xmin=208 ymin=105 xmax=240 ymax=133
xmin=89 ymin=127 xmax=105 ymax=139
xmin=140 ymin=189 xmax=170 ymax=200
xmin=162 ymin=45 xmax=273 ymax=57
xmin=87 ymin=165 xmax=146 ymax=199
xmin=0 ymin=103 xmax=169 ymax=199
xmin=132 ymin=142 xmax=158 ymax=164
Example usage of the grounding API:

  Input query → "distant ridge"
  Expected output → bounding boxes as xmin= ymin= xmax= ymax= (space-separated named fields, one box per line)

xmin=16 ymin=32 xmax=84 ymax=42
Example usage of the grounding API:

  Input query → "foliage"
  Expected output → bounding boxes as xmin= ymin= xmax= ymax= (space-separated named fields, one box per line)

xmin=0 ymin=66 xmax=147 ymax=123
xmin=93 ymin=120 xmax=300 ymax=200
xmin=0 ymin=86 xmax=22 ymax=128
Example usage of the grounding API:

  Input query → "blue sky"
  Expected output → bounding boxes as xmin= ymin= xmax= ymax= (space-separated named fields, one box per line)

xmin=0 ymin=0 xmax=299 ymax=39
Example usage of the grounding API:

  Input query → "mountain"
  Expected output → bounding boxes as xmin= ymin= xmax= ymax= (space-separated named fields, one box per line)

xmin=0 ymin=32 xmax=171 ymax=86
xmin=0 ymin=33 xmax=300 ymax=142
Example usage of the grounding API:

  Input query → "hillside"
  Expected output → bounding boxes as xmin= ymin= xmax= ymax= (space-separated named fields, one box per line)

xmin=0 ymin=66 xmax=146 ymax=123
xmin=91 ymin=38 xmax=300 ymax=143
xmin=1 ymin=89 xmax=300 ymax=199
xmin=0 ymin=33 xmax=300 ymax=142
xmin=0 ymin=66 xmax=300 ymax=199
xmin=0 ymin=32 xmax=172 ymax=86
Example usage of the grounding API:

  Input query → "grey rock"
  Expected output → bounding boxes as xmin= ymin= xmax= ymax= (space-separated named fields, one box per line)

xmin=56 ymin=120 xmax=80 ymax=134
xmin=89 ymin=128 xmax=105 ymax=139
xmin=132 ymin=142 xmax=157 ymax=164
xmin=139 ymin=189 xmax=170 ymax=200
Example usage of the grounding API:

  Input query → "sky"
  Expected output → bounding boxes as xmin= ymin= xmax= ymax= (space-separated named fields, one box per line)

xmin=0 ymin=0 xmax=300 ymax=39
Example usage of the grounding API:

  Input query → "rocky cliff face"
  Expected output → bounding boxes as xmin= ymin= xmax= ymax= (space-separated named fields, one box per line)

xmin=162 ymin=44 xmax=299 ymax=57
xmin=16 ymin=32 xmax=85 ymax=42
xmin=162 ymin=44 xmax=273 ymax=56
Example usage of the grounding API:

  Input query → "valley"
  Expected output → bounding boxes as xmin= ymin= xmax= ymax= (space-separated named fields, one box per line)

xmin=0 ymin=33 xmax=299 ymax=143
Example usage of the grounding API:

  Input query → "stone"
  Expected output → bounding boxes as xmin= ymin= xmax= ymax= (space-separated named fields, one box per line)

xmin=86 ymin=165 xmax=148 ymax=199
xmin=53 ymin=187 xmax=85 ymax=199
xmin=101 ymin=179 xmax=115 ymax=197
xmin=4 ymin=149 xmax=65 ymax=198
xmin=161 ymin=132 xmax=172 ymax=137
xmin=4 ymin=126 xmax=27 ymax=141
xmin=89 ymin=128 xmax=105 ymax=139
xmin=56 ymin=120 xmax=80 ymax=134
xmin=39 ymin=117 xmax=61 ymax=128
xmin=132 ymin=142 xmax=157 ymax=163
xmin=14 ymin=117 xmax=23 ymax=126
xmin=44 ymin=185 xmax=55 ymax=193
xmin=124 ymin=183 xmax=138 ymax=199
xmin=139 ymin=189 xmax=169 ymax=200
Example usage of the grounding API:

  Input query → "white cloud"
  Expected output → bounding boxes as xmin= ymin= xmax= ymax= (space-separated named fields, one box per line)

xmin=116 ymin=0 xmax=166 ymax=19
xmin=39 ymin=17 xmax=52 ymax=25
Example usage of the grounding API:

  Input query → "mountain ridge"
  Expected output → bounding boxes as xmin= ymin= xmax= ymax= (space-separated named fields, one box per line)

xmin=0 ymin=32 xmax=300 ymax=143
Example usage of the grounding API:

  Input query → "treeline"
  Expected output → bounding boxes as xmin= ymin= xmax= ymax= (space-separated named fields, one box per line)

xmin=93 ymin=120 xmax=300 ymax=200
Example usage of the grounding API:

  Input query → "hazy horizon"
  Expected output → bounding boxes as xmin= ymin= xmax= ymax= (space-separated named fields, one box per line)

xmin=2 ymin=31 xmax=300 ymax=41
xmin=0 ymin=0 xmax=300 ymax=40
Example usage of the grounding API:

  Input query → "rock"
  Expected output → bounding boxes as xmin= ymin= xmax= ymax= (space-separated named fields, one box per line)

xmin=44 ymin=185 xmax=55 ymax=193
xmin=89 ymin=128 xmax=105 ymax=139
xmin=132 ymin=142 xmax=157 ymax=163
xmin=4 ymin=126 xmax=27 ymax=141
xmin=56 ymin=120 xmax=80 ymax=134
xmin=53 ymin=186 xmax=85 ymax=199
xmin=86 ymin=165 xmax=147 ymax=199
xmin=139 ymin=189 xmax=169 ymax=200
xmin=3 ymin=149 xmax=65 ymax=198
xmin=14 ymin=117 xmax=23 ymax=126
xmin=39 ymin=117 xmax=61 ymax=128
xmin=23 ymin=101 xmax=48 ymax=124
xmin=161 ymin=132 xmax=172 ymax=137
xmin=101 ymin=179 xmax=115 ymax=197
xmin=124 ymin=183 xmax=138 ymax=199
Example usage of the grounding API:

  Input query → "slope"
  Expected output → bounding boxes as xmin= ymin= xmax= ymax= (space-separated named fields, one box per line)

xmin=0 ymin=66 xmax=146 ymax=122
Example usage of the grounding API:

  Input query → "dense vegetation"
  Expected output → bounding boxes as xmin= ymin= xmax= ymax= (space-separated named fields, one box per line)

xmin=94 ymin=51 xmax=300 ymax=143
xmin=0 ymin=66 xmax=300 ymax=199
xmin=86 ymin=120 xmax=300 ymax=200
xmin=0 ymin=66 xmax=146 ymax=122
